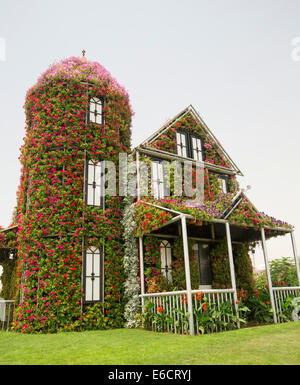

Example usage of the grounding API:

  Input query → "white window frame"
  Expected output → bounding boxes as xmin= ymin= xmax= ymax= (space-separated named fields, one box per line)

xmin=89 ymin=97 xmax=104 ymax=125
xmin=86 ymin=159 xmax=105 ymax=208
xmin=151 ymin=161 xmax=165 ymax=200
xmin=218 ymin=176 xmax=228 ymax=194
xmin=84 ymin=246 xmax=103 ymax=303
xmin=191 ymin=135 xmax=203 ymax=161
xmin=176 ymin=132 xmax=188 ymax=157
xmin=160 ymin=240 xmax=172 ymax=282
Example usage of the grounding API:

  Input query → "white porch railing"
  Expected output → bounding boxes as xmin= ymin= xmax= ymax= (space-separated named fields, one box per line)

xmin=272 ymin=286 xmax=300 ymax=323
xmin=0 ymin=300 xmax=15 ymax=331
xmin=140 ymin=288 xmax=236 ymax=335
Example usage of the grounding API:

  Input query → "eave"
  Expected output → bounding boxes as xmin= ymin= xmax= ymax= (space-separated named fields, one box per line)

xmin=135 ymin=198 xmax=293 ymax=241
xmin=0 ymin=225 xmax=18 ymax=234
xmin=134 ymin=146 xmax=238 ymax=176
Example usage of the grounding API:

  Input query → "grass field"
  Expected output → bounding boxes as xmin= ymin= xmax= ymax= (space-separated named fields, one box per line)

xmin=0 ymin=322 xmax=299 ymax=365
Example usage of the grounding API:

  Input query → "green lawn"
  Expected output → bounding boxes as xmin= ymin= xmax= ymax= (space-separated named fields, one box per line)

xmin=0 ymin=322 xmax=299 ymax=365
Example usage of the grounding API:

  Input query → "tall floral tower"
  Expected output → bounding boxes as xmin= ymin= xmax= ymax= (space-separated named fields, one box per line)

xmin=14 ymin=55 xmax=133 ymax=332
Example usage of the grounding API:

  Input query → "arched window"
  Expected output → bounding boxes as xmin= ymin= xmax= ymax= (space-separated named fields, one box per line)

xmin=160 ymin=240 xmax=172 ymax=282
xmin=84 ymin=246 xmax=103 ymax=302
xmin=88 ymin=97 xmax=104 ymax=125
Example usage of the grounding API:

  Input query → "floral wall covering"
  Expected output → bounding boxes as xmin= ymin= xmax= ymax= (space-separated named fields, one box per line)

xmin=8 ymin=57 xmax=133 ymax=332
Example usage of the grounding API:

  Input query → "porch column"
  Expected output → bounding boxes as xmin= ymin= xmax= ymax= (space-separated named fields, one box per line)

xmin=139 ymin=236 xmax=145 ymax=309
xmin=181 ymin=215 xmax=195 ymax=335
xmin=290 ymin=231 xmax=300 ymax=286
xmin=225 ymin=222 xmax=239 ymax=328
xmin=260 ymin=227 xmax=277 ymax=324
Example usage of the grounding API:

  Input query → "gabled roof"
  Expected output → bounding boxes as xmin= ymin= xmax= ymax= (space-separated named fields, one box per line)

xmin=220 ymin=191 xmax=263 ymax=220
xmin=137 ymin=105 xmax=243 ymax=176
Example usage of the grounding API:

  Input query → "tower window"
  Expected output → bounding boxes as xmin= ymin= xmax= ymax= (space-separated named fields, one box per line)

xmin=84 ymin=246 xmax=103 ymax=302
xmin=88 ymin=97 xmax=104 ymax=125
xmin=160 ymin=240 xmax=172 ymax=282
xmin=85 ymin=159 xmax=105 ymax=207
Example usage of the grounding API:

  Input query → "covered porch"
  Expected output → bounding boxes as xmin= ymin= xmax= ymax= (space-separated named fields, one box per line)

xmin=137 ymin=202 xmax=300 ymax=335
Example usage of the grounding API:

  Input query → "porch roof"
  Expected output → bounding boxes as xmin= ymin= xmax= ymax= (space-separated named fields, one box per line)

xmin=134 ymin=194 xmax=293 ymax=242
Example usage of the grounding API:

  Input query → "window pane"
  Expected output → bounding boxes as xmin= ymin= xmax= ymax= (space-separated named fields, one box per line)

xmin=87 ymin=185 xmax=94 ymax=205
xmin=157 ymin=163 xmax=163 ymax=181
xmin=160 ymin=241 xmax=172 ymax=281
xmin=220 ymin=178 xmax=227 ymax=193
xmin=198 ymin=243 xmax=212 ymax=286
xmin=177 ymin=144 xmax=182 ymax=156
xmin=192 ymin=137 xmax=196 ymax=149
xmin=152 ymin=182 xmax=159 ymax=199
xmin=86 ymin=252 xmax=93 ymax=276
xmin=93 ymin=252 xmax=100 ymax=276
xmin=85 ymin=277 xmax=93 ymax=301
xmin=90 ymin=101 xmax=96 ymax=112
xmin=182 ymin=146 xmax=187 ymax=157
xmin=159 ymin=182 xmax=164 ymax=199
xmin=89 ymin=111 xmax=94 ymax=123
xmin=181 ymin=133 xmax=186 ymax=146
xmin=151 ymin=162 xmax=158 ymax=180
xmin=88 ymin=163 xmax=94 ymax=184
xmin=95 ymin=113 xmax=102 ymax=124
xmin=94 ymin=163 xmax=101 ymax=185
xmin=176 ymin=132 xmax=181 ymax=145
xmin=94 ymin=186 xmax=101 ymax=206
xmin=93 ymin=278 xmax=100 ymax=301
xmin=93 ymin=97 xmax=101 ymax=106
xmin=197 ymin=138 xmax=202 ymax=150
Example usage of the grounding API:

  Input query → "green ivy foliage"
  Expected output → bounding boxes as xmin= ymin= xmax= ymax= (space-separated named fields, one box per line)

xmin=0 ymin=257 xmax=17 ymax=300
xmin=210 ymin=240 xmax=255 ymax=296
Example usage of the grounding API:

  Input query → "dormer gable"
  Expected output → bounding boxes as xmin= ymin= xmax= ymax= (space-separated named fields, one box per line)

xmin=139 ymin=105 xmax=243 ymax=176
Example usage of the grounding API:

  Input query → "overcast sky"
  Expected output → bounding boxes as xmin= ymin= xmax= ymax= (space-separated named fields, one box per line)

xmin=0 ymin=0 xmax=300 ymax=270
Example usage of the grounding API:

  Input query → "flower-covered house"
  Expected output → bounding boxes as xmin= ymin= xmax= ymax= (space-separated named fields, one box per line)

xmin=126 ymin=105 xmax=300 ymax=334
xmin=0 ymin=55 xmax=299 ymax=334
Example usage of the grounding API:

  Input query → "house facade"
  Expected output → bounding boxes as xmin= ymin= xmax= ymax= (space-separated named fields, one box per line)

xmin=129 ymin=105 xmax=300 ymax=334
xmin=0 ymin=56 xmax=299 ymax=334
